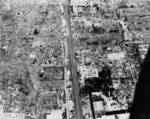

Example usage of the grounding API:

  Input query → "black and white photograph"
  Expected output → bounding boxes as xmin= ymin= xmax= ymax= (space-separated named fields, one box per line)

xmin=0 ymin=0 xmax=150 ymax=119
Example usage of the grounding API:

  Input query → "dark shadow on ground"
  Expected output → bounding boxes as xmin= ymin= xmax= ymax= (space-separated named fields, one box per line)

xmin=130 ymin=47 xmax=150 ymax=119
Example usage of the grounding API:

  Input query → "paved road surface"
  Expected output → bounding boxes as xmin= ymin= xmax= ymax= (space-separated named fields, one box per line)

xmin=63 ymin=1 xmax=83 ymax=119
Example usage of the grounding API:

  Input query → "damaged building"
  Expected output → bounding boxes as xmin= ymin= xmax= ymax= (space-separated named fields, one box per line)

xmin=0 ymin=0 xmax=150 ymax=119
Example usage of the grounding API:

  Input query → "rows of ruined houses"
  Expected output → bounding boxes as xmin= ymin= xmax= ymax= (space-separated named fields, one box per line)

xmin=28 ymin=0 xmax=150 ymax=118
xmin=66 ymin=1 xmax=150 ymax=117
xmin=1 ymin=0 xmax=150 ymax=118
xmin=40 ymin=0 xmax=150 ymax=118
xmin=0 ymin=1 xmax=66 ymax=119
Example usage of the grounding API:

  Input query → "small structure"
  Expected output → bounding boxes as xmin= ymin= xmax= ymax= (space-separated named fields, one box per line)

xmin=38 ymin=91 xmax=58 ymax=119
xmin=91 ymin=92 xmax=105 ymax=118
xmin=71 ymin=0 xmax=88 ymax=6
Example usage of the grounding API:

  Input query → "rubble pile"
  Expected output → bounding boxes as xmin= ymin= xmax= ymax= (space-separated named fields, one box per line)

xmin=0 ymin=0 xmax=150 ymax=119
xmin=71 ymin=0 xmax=150 ymax=118
xmin=0 ymin=0 xmax=65 ymax=119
